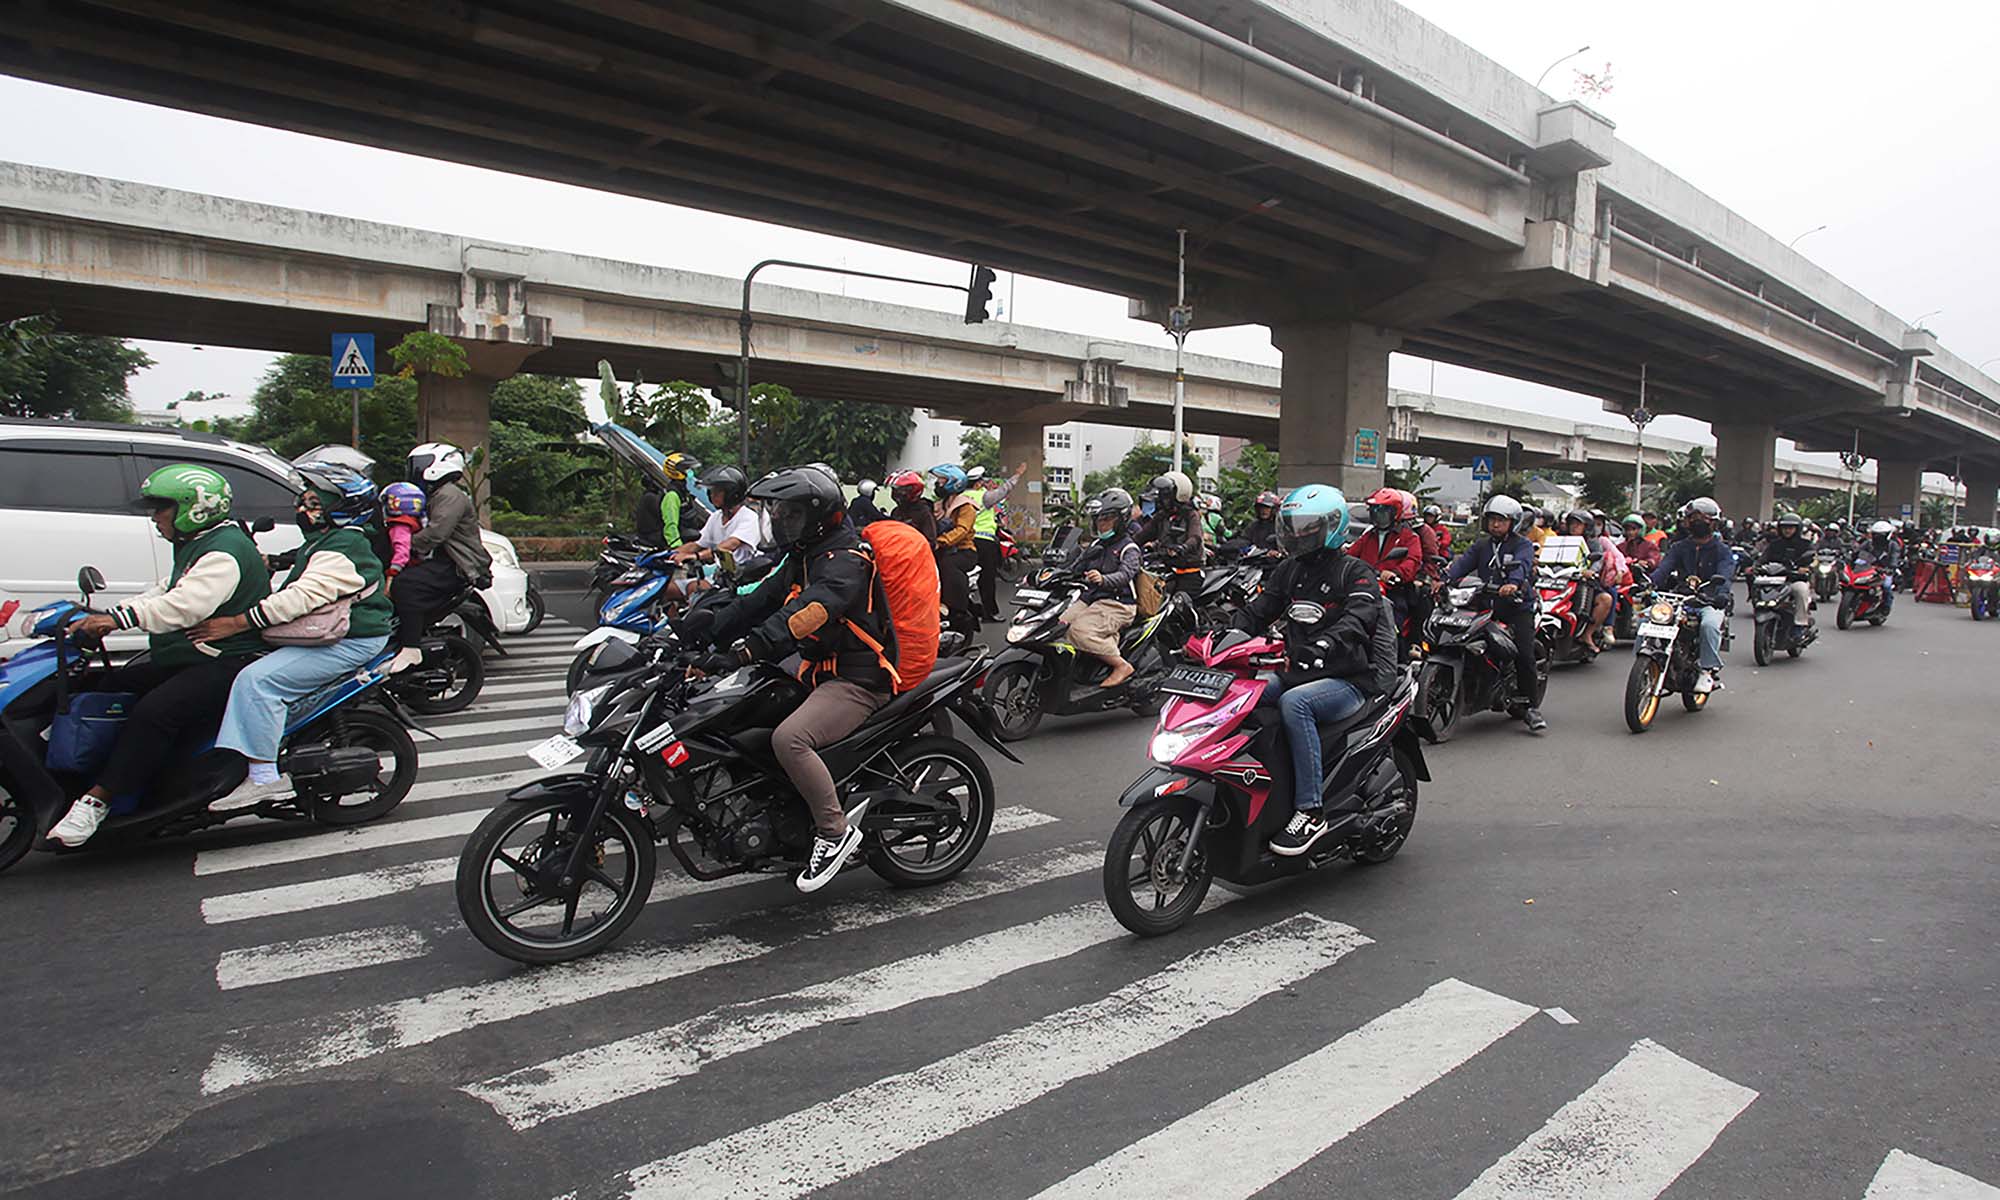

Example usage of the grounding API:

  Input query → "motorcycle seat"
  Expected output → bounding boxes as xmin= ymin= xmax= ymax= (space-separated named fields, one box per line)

xmin=854 ymin=657 xmax=975 ymax=733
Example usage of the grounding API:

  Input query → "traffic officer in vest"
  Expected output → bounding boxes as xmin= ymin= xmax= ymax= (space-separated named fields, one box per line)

xmin=1061 ymin=487 xmax=1144 ymax=689
xmin=965 ymin=461 xmax=1028 ymax=619
xmin=49 ymin=464 xmax=274 ymax=846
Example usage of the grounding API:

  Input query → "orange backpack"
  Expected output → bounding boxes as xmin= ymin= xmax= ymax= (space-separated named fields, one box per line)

xmin=855 ymin=519 xmax=941 ymax=693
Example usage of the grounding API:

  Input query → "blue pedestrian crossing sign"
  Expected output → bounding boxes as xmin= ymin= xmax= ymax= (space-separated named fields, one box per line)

xmin=331 ymin=333 xmax=375 ymax=390
xmin=1472 ymin=454 xmax=1494 ymax=481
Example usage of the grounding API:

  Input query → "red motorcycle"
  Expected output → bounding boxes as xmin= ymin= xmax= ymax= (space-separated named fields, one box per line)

xmin=1101 ymin=631 xmax=1426 ymax=936
xmin=1837 ymin=552 xmax=1891 ymax=629
xmin=1534 ymin=564 xmax=1599 ymax=665
xmin=995 ymin=524 xmax=1024 ymax=581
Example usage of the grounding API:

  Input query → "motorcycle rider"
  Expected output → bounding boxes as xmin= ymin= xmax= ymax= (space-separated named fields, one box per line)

xmin=1561 ymin=509 xmax=1626 ymax=654
xmin=389 ymin=442 xmax=492 ymax=672
xmin=886 ymin=469 xmax=937 ymax=543
xmin=930 ymin=463 xmax=981 ymax=634
xmin=1230 ymin=485 xmax=1398 ymax=857
xmin=1135 ymin=471 xmax=1206 ymax=595
xmin=1618 ymin=513 xmax=1662 ymax=571
xmin=1060 ymin=487 xmax=1143 ymax=689
xmin=1350 ymin=487 xmax=1424 ymax=632
xmin=685 ymin=465 xmax=916 ymax=893
xmin=1863 ymin=519 xmax=1901 ymax=614
xmin=1442 ymin=495 xmax=1547 ymax=732
xmin=48 ymin=464 xmax=273 ymax=846
xmin=1229 ymin=490 xmax=1282 ymax=554
xmin=1648 ymin=497 xmax=1736 ymax=694
xmin=1758 ymin=510 xmax=1816 ymax=636
xmin=849 ymin=478 xmax=884 ymax=528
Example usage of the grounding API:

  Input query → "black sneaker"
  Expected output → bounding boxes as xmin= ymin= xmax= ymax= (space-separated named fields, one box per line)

xmin=1522 ymin=707 xmax=1548 ymax=733
xmin=796 ymin=799 xmax=871 ymax=894
xmin=1270 ymin=809 xmax=1332 ymax=857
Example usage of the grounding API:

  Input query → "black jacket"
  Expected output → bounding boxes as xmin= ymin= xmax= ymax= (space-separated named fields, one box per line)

xmin=1230 ymin=518 xmax=1279 ymax=553
xmin=1071 ymin=532 xmax=1142 ymax=604
xmin=1232 ymin=549 xmax=1396 ymax=695
xmin=891 ymin=499 xmax=937 ymax=544
xmin=1757 ymin=532 xmax=1814 ymax=570
xmin=1136 ymin=508 xmax=1206 ymax=572
xmin=711 ymin=524 xmax=897 ymax=692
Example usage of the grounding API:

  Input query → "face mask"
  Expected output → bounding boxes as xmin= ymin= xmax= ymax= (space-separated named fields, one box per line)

xmin=1141 ymin=499 xmax=1157 ymax=517
xmin=1687 ymin=520 xmax=1713 ymax=538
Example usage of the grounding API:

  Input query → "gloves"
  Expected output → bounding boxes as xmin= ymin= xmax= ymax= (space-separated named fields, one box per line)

xmin=676 ymin=607 xmax=717 ymax=643
xmin=696 ymin=651 xmax=741 ymax=675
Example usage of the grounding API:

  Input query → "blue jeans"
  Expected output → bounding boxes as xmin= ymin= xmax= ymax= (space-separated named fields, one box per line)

xmin=1878 ymin=578 xmax=1894 ymax=613
xmin=216 ymin=636 xmax=389 ymax=762
xmin=1258 ymin=677 xmax=1366 ymax=811
xmin=1696 ymin=606 xmax=1725 ymax=671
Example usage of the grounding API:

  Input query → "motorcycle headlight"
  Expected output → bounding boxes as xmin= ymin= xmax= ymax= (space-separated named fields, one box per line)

xmin=564 ymin=685 xmax=611 ymax=736
xmin=1648 ymin=601 xmax=1676 ymax=624
xmin=1148 ymin=722 xmax=1217 ymax=764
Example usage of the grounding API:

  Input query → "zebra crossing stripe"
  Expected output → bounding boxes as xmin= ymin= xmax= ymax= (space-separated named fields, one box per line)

xmin=615 ymin=913 xmax=1371 ymax=1200
xmin=195 ymin=809 xmax=489 ymax=876
xmin=467 ymin=893 xmax=1226 ymax=1129
xmin=399 ymin=767 xmax=547 ymax=809
xmin=419 ymin=738 xmax=545 ymax=769
xmin=416 ymin=714 xmax=555 ymax=741
xmin=1866 ymin=1150 xmax=2000 ymax=1198
xmin=479 ymin=678 xmax=571 ymax=698
xmin=1450 ymin=1038 xmax=1757 ymax=1200
xmin=201 ymin=844 xmax=1102 ymax=1094
xmin=1033 ymin=977 xmax=1537 ymax=1199
xmin=432 ymin=695 xmax=570 ymax=720
xmin=216 ymin=926 xmax=430 ymax=990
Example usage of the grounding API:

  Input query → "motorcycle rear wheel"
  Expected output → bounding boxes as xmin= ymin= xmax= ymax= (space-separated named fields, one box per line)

xmin=0 ymin=787 xmax=36 ymax=874
xmin=307 ymin=708 xmax=417 ymax=826
xmin=1354 ymin=750 xmax=1420 ymax=864
xmin=1624 ymin=656 xmax=1664 ymax=733
xmin=1972 ymin=594 xmax=1988 ymax=621
xmin=401 ymin=634 xmax=484 ymax=714
xmin=983 ymin=661 xmax=1044 ymax=742
xmin=1681 ymin=686 xmax=1710 ymax=712
xmin=456 ymin=796 xmax=657 ymax=965
xmin=865 ymin=737 xmax=995 ymax=888
xmin=1103 ymin=797 xmax=1212 ymax=937
xmin=523 ymin=581 xmax=547 ymax=633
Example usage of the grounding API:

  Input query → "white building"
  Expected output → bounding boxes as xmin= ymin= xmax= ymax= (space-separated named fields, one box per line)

xmin=894 ymin=411 xmax=1219 ymax=501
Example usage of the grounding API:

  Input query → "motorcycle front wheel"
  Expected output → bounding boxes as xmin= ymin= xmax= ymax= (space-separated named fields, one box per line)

xmin=1624 ymin=655 xmax=1664 ymax=733
xmin=0 ymin=786 xmax=36 ymax=874
xmin=982 ymin=661 xmax=1045 ymax=742
xmin=1753 ymin=620 xmax=1774 ymax=667
xmin=1836 ymin=593 xmax=1857 ymax=630
xmin=456 ymin=795 xmax=657 ymax=965
xmin=1103 ymin=797 xmax=1212 ymax=937
xmin=1416 ymin=660 xmax=1458 ymax=744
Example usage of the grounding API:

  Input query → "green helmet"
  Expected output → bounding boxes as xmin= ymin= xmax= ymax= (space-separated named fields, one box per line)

xmin=139 ymin=463 xmax=233 ymax=536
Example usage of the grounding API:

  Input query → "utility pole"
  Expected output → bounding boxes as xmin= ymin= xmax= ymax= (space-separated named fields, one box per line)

xmin=1629 ymin=364 xmax=1652 ymax=512
xmin=1169 ymin=228 xmax=1191 ymax=476
xmin=1842 ymin=430 xmax=1865 ymax=526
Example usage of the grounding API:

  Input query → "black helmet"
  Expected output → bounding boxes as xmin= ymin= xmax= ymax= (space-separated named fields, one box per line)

xmin=750 ymin=465 xmax=845 ymax=548
xmin=1091 ymin=487 xmax=1133 ymax=539
xmin=1774 ymin=510 xmax=1802 ymax=534
xmin=703 ymin=465 xmax=748 ymax=509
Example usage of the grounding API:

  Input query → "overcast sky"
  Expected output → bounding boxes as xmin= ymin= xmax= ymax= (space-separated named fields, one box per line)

xmin=1 ymin=0 xmax=1994 ymax=477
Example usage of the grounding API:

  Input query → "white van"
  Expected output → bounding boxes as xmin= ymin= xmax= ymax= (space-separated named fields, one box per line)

xmin=0 ymin=420 xmax=530 ymax=658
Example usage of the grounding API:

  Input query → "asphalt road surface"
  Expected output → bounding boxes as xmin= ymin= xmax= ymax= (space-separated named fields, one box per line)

xmin=2 ymin=584 xmax=1995 ymax=1199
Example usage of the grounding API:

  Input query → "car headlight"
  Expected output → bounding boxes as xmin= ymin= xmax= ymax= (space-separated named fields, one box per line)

xmin=563 ymin=685 xmax=611 ymax=736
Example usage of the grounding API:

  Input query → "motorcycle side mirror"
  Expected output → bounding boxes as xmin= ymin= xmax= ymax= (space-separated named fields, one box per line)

xmin=77 ymin=566 xmax=105 ymax=597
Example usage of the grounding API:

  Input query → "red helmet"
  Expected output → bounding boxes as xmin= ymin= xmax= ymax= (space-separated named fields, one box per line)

xmin=1364 ymin=487 xmax=1417 ymax=523
xmin=888 ymin=469 xmax=927 ymax=504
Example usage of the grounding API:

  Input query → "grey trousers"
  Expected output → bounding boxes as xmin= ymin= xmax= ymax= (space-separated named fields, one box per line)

xmin=773 ymin=679 xmax=888 ymax=836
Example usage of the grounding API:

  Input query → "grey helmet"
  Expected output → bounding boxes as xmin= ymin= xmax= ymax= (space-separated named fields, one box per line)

xmin=1091 ymin=487 xmax=1133 ymax=539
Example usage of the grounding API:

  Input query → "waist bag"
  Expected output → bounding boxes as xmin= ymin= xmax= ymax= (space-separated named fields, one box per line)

xmin=47 ymin=691 xmax=138 ymax=776
xmin=263 ymin=581 xmax=379 ymax=647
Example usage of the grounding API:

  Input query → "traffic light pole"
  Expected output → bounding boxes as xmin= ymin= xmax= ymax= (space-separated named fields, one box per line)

xmin=1169 ymin=228 xmax=1192 ymax=477
xmin=737 ymin=259 xmax=991 ymax=470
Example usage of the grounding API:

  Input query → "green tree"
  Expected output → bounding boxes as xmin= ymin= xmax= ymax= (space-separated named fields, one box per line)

xmin=1576 ymin=464 xmax=1631 ymax=515
xmin=1384 ymin=457 xmax=1444 ymax=506
xmin=0 ymin=314 xmax=150 ymax=421
xmin=774 ymin=399 xmax=916 ymax=480
xmin=1642 ymin=447 xmax=1715 ymax=515
xmin=1217 ymin=441 xmax=1279 ymax=520
xmin=485 ymin=375 xmax=595 ymax=516
xmin=958 ymin=426 xmax=1001 ymax=474
xmin=1797 ymin=491 xmax=1872 ymax=523
xmin=227 ymin=354 xmax=417 ymax=478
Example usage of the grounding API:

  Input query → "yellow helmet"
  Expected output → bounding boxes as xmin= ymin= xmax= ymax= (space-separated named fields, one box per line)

xmin=661 ymin=451 xmax=700 ymax=482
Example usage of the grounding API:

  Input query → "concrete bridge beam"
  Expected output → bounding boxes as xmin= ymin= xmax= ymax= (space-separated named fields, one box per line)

xmin=1964 ymin=468 xmax=1999 ymax=527
xmin=1714 ymin=420 xmax=1777 ymax=523
xmin=1271 ymin=320 xmax=1400 ymax=496
xmin=1876 ymin=460 xmax=1925 ymax=524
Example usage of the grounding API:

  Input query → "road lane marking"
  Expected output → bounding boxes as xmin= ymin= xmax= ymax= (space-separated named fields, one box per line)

xmin=614 ymin=914 xmax=1371 ymax=1200
xmin=419 ymin=714 xmax=560 ymax=740
xmin=1866 ymin=1150 xmax=2000 ymax=1199
xmin=1034 ymin=977 xmax=1536 ymax=1199
xmin=201 ymin=843 xmax=1102 ymax=1093
xmin=195 ymin=810 xmax=489 ymax=876
xmin=1450 ymin=1038 xmax=1757 ymax=1200
xmin=479 ymin=679 xmax=572 ymax=698
xmin=216 ymin=926 xmax=430 ymax=990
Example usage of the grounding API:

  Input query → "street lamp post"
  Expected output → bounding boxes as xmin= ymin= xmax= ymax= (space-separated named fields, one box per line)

xmin=1534 ymin=45 xmax=1591 ymax=90
xmin=1841 ymin=430 xmax=1866 ymax=527
xmin=1629 ymin=364 xmax=1652 ymax=511
xmin=1787 ymin=224 xmax=1828 ymax=249
xmin=1169 ymin=228 xmax=1192 ymax=476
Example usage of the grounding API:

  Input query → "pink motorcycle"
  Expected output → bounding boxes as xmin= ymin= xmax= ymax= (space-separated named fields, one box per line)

xmin=1101 ymin=629 xmax=1427 ymax=935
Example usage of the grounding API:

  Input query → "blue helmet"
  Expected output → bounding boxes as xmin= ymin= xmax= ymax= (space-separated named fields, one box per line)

xmin=380 ymin=481 xmax=426 ymax=520
xmin=296 ymin=461 xmax=380 ymax=529
xmin=1276 ymin=484 xmax=1349 ymax=556
xmin=929 ymin=463 xmax=969 ymax=496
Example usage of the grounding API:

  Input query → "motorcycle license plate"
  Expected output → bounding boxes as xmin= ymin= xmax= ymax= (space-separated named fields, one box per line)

xmin=1159 ymin=666 xmax=1233 ymax=700
xmin=528 ymin=734 xmax=585 ymax=769
xmin=1013 ymin=589 xmax=1050 ymax=605
xmin=1638 ymin=622 xmax=1678 ymax=639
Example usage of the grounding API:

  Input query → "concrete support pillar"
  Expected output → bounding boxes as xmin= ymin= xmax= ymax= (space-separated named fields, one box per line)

xmin=1712 ymin=420 xmax=1777 ymax=524
xmin=1270 ymin=320 xmax=1400 ymax=495
xmin=1961 ymin=467 xmax=1998 ymax=527
xmin=1875 ymin=459 xmax=1924 ymax=525
xmin=997 ymin=421 xmax=1047 ymax=542
xmin=416 ymin=341 xmax=539 ymax=518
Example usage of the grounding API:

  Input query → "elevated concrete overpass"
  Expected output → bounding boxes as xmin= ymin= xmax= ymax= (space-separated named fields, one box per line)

xmin=3 ymin=0 xmax=1996 ymax=526
xmin=0 ymin=163 xmax=1947 ymax=519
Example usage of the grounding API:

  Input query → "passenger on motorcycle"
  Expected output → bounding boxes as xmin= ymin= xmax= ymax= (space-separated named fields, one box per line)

xmin=1864 ymin=520 xmax=1901 ymax=613
xmin=687 ymin=465 xmax=915 ymax=893
xmin=886 ymin=469 xmax=937 ymax=543
xmin=1757 ymin=511 xmax=1816 ymax=634
xmin=1442 ymin=495 xmax=1547 ymax=732
xmin=1229 ymin=485 xmax=1398 ymax=857
xmin=1134 ymin=471 xmax=1206 ymax=594
xmin=1817 ymin=519 xmax=1847 ymax=551
xmin=1561 ymin=509 xmax=1626 ymax=654
xmin=48 ymin=464 xmax=273 ymax=847
xmin=1618 ymin=513 xmax=1662 ymax=570
xmin=1350 ymin=487 xmax=1424 ymax=629
xmin=1648 ymin=497 xmax=1735 ymax=694
xmin=849 ymin=478 xmax=884 ymax=528
xmin=389 ymin=443 xmax=492 ymax=673
xmin=930 ymin=463 xmax=981 ymax=635
xmin=1061 ymin=487 xmax=1143 ymax=689
xmin=1417 ymin=503 xmax=1451 ymax=577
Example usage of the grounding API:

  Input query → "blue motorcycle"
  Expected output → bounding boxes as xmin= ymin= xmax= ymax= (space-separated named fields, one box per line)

xmin=566 ymin=549 xmax=775 ymax=694
xmin=0 ymin=568 xmax=427 ymax=874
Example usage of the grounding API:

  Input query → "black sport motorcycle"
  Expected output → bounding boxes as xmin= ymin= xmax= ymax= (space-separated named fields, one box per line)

xmin=1412 ymin=582 xmax=1549 ymax=743
xmin=1749 ymin=562 xmax=1816 ymax=665
xmin=455 ymin=643 xmax=1018 ymax=964
xmin=981 ymin=571 xmax=1197 ymax=741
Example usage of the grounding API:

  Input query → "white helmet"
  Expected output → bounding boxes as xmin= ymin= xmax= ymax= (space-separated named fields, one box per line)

xmin=1481 ymin=494 xmax=1524 ymax=529
xmin=1869 ymin=520 xmax=1895 ymax=536
xmin=408 ymin=442 xmax=468 ymax=485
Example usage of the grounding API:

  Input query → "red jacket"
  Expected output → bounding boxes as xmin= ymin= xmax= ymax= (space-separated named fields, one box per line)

xmin=1350 ymin=526 xmax=1423 ymax=588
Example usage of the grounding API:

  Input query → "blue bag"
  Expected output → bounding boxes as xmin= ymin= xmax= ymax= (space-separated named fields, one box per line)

xmin=47 ymin=692 xmax=138 ymax=776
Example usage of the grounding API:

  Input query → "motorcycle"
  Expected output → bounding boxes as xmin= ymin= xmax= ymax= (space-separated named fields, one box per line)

xmin=1811 ymin=547 xmax=1841 ymax=602
xmin=981 ymin=571 xmax=1197 ymax=741
xmin=1836 ymin=552 xmax=1891 ymax=629
xmin=387 ymin=583 xmax=490 ymax=715
xmin=589 ymin=531 xmax=659 ymax=604
xmin=0 ymin=568 xmax=424 ymax=874
xmin=1966 ymin=553 xmax=1999 ymax=621
xmin=1749 ymin=562 xmax=1817 ymax=664
xmin=567 ymin=550 xmax=773 ymax=695
xmin=1412 ymin=581 xmax=1549 ymax=743
xmin=1623 ymin=587 xmax=1729 ymax=733
xmin=1191 ymin=548 xmax=1274 ymax=630
xmin=1533 ymin=564 xmax=1601 ymax=666
xmin=1100 ymin=630 xmax=1426 ymax=936
xmin=455 ymin=642 xmax=1017 ymax=964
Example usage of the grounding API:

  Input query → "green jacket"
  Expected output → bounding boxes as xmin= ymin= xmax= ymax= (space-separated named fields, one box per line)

xmin=660 ymin=489 xmax=683 ymax=550
xmin=112 ymin=524 xmax=271 ymax=667
xmin=248 ymin=525 xmax=393 ymax=641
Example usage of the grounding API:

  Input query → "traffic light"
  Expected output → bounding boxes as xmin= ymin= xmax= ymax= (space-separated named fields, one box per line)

xmin=964 ymin=264 xmax=996 ymax=324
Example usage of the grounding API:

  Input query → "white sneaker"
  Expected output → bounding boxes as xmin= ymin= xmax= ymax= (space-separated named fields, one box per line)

xmin=49 ymin=796 xmax=108 ymax=847
xmin=1693 ymin=670 xmax=1719 ymax=695
xmin=795 ymin=799 xmax=871 ymax=894
xmin=388 ymin=646 xmax=426 ymax=675
xmin=214 ymin=774 xmax=294 ymax=812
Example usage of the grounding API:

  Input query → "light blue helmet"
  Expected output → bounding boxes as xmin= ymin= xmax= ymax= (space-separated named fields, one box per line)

xmin=1276 ymin=484 xmax=1349 ymax=556
xmin=928 ymin=463 xmax=969 ymax=496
